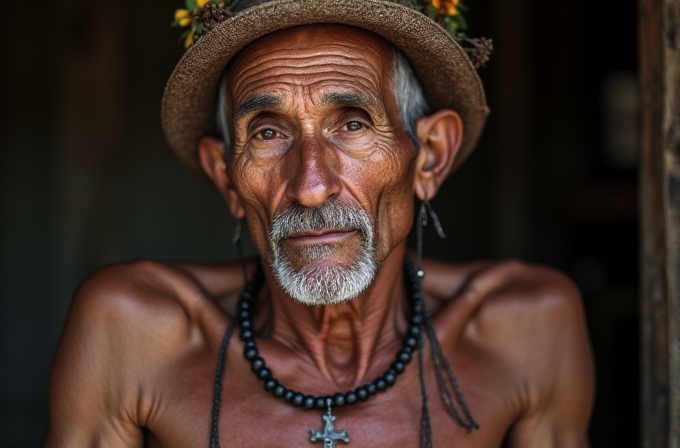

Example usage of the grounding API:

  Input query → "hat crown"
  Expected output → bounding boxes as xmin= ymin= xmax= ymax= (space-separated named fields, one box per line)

xmin=230 ymin=0 xmax=418 ymax=13
xmin=163 ymin=0 xmax=489 ymax=176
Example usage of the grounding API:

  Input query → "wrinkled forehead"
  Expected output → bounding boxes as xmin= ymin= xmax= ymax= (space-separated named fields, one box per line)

xmin=225 ymin=24 xmax=396 ymax=105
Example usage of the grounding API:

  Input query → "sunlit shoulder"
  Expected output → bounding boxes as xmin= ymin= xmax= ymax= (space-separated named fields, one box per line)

xmin=427 ymin=258 xmax=587 ymax=348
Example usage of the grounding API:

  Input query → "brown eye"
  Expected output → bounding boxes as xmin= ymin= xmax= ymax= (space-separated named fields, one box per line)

xmin=345 ymin=121 xmax=363 ymax=132
xmin=260 ymin=128 xmax=277 ymax=140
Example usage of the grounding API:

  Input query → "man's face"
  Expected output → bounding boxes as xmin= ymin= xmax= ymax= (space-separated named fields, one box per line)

xmin=225 ymin=25 xmax=418 ymax=304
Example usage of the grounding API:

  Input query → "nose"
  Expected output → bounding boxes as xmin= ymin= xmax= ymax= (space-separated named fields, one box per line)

xmin=286 ymin=136 xmax=342 ymax=208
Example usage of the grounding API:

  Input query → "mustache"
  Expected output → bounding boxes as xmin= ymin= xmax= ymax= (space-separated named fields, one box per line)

xmin=269 ymin=199 xmax=372 ymax=242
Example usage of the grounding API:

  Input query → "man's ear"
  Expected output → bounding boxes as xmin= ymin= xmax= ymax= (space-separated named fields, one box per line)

xmin=413 ymin=109 xmax=463 ymax=200
xmin=198 ymin=136 xmax=245 ymax=219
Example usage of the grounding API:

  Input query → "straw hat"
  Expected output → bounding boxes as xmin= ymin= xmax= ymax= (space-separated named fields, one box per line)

xmin=162 ymin=0 xmax=490 ymax=175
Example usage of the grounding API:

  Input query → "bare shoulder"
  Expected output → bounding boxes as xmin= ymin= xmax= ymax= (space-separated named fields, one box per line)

xmin=66 ymin=257 xmax=256 ymax=338
xmin=69 ymin=259 xmax=225 ymax=338
xmin=467 ymin=259 xmax=585 ymax=334
xmin=429 ymin=258 xmax=590 ymax=368
xmin=468 ymin=260 xmax=588 ymax=366
xmin=425 ymin=258 xmax=586 ymax=343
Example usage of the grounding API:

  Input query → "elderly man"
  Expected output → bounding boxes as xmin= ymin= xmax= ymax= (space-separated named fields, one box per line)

xmin=43 ymin=0 xmax=594 ymax=447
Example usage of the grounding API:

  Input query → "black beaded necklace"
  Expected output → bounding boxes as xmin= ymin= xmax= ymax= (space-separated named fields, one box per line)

xmin=237 ymin=262 xmax=424 ymax=412
xmin=208 ymin=257 xmax=479 ymax=448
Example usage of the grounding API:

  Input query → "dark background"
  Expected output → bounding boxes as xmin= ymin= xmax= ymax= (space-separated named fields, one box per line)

xmin=0 ymin=0 xmax=639 ymax=446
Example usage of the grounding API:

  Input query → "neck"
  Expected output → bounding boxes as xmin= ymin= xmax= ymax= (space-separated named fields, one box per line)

xmin=255 ymin=244 xmax=410 ymax=388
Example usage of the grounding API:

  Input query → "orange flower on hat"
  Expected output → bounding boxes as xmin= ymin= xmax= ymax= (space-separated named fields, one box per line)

xmin=432 ymin=0 xmax=459 ymax=16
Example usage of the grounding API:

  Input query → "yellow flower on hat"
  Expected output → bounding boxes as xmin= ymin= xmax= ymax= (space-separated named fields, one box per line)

xmin=174 ymin=9 xmax=192 ymax=27
xmin=432 ymin=0 xmax=459 ymax=16
xmin=173 ymin=0 xmax=231 ymax=49
xmin=173 ymin=7 xmax=196 ymax=48
xmin=184 ymin=31 xmax=194 ymax=48
xmin=173 ymin=0 xmax=213 ymax=29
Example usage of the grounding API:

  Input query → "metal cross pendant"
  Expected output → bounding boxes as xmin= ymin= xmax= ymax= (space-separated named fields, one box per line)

xmin=310 ymin=399 xmax=350 ymax=448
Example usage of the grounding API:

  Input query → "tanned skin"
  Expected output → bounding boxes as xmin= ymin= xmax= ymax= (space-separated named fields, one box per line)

xmin=43 ymin=25 xmax=594 ymax=448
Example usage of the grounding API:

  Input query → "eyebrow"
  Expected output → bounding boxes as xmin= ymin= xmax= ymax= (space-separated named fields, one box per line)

xmin=322 ymin=92 xmax=386 ymax=120
xmin=322 ymin=92 xmax=372 ymax=109
xmin=234 ymin=94 xmax=282 ymax=121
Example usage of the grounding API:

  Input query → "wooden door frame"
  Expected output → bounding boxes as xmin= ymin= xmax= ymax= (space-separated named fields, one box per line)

xmin=640 ymin=0 xmax=680 ymax=446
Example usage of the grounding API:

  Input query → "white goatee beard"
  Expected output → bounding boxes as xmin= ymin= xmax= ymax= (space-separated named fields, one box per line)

xmin=268 ymin=200 xmax=378 ymax=306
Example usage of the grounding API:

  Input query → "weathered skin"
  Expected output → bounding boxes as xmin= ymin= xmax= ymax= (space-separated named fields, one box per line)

xmin=43 ymin=25 xmax=594 ymax=448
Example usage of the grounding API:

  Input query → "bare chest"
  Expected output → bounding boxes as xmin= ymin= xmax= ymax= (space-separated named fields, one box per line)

xmin=144 ymin=346 xmax=517 ymax=448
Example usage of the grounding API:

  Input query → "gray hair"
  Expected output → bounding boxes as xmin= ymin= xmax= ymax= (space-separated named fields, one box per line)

xmin=216 ymin=46 xmax=429 ymax=155
xmin=390 ymin=47 xmax=430 ymax=148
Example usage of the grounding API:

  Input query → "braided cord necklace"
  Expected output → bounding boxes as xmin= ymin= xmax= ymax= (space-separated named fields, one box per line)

xmin=208 ymin=257 xmax=478 ymax=448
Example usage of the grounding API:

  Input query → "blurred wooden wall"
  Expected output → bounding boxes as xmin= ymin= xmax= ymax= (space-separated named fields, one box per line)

xmin=640 ymin=0 xmax=680 ymax=446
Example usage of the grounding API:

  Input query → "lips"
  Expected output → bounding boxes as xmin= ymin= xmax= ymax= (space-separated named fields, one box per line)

xmin=285 ymin=228 xmax=358 ymax=245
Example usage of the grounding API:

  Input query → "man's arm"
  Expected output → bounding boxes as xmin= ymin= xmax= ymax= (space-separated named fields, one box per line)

xmin=42 ymin=261 xmax=194 ymax=447
xmin=500 ymin=265 xmax=594 ymax=448
xmin=430 ymin=258 xmax=594 ymax=447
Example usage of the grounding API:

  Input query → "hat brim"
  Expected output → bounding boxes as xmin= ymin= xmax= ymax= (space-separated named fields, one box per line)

xmin=162 ymin=0 xmax=489 ymax=176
